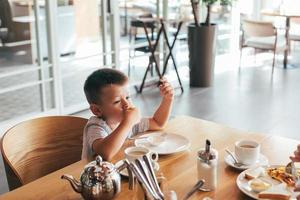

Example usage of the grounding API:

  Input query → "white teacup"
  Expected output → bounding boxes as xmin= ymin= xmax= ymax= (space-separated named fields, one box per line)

xmin=124 ymin=146 xmax=159 ymax=169
xmin=234 ymin=140 xmax=260 ymax=165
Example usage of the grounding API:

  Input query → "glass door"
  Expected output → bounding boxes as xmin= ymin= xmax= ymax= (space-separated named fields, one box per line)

xmin=55 ymin=0 xmax=119 ymax=114
xmin=0 ymin=0 xmax=120 ymax=127
xmin=0 ymin=0 xmax=56 ymax=126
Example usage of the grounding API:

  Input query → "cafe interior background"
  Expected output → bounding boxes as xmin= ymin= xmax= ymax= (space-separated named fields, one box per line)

xmin=0 ymin=0 xmax=300 ymax=195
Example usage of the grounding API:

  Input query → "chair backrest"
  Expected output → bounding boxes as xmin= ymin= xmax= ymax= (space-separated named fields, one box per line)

xmin=130 ymin=13 xmax=155 ymax=39
xmin=0 ymin=0 xmax=13 ymax=30
xmin=242 ymin=19 xmax=275 ymax=37
xmin=0 ymin=116 xmax=88 ymax=191
xmin=291 ymin=17 xmax=300 ymax=24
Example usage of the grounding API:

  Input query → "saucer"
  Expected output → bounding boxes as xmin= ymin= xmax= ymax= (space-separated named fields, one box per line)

xmin=115 ymin=160 xmax=160 ymax=177
xmin=224 ymin=153 xmax=268 ymax=170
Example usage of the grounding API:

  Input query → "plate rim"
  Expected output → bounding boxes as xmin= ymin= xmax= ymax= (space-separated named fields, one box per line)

xmin=134 ymin=132 xmax=191 ymax=155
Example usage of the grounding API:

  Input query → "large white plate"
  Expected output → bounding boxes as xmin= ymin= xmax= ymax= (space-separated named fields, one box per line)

xmin=236 ymin=165 xmax=299 ymax=200
xmin=134 ymin=132 xmax=190 ymax=155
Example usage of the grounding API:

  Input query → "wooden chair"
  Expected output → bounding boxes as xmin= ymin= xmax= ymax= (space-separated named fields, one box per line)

xmin=240 ymin=19 xmax=287 ymax=74
xmin=289 ymin=18 xmax=300 ymax=44
xmin=0 ymin=116 xmax=88 ymax=191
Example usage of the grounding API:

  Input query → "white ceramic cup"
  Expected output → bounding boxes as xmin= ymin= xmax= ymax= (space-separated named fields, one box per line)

xmin=124 ymin=146 xmax=159 ymax=169
xmin=234 ymin=140 xmax=260 ymax=165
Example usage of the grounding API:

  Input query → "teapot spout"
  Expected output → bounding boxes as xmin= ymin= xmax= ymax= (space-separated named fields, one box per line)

xmin=61 ymin=174 xmax=82 ymax=193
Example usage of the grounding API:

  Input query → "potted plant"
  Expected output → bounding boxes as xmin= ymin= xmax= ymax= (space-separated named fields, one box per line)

xmin=188 ymin=0 xmax=233 ymax=87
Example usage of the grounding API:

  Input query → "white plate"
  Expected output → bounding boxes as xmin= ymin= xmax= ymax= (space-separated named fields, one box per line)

xmin=134 ymin=132 xmax=190 ymax=155
xmin=225 ymin=153 xmax=269 ymax=170
xmin=236 ymin=165 xmax=300 ymax=200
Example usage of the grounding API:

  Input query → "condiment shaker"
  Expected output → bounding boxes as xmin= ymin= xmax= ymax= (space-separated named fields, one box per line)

xmin=197 ymin=140 xmax=218 ymax=191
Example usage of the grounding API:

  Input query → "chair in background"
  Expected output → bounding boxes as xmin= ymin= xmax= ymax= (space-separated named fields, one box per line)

xmin=128 ymin=13 xmax=157 ymax=76
xmin=289 ymin=18 xmax=300 ymax=47
xmin=0 ymin=116 xmax=88 ymax=191
xmin=240 ymin=19 xmax=287 ymax=74
xmin=0 ymin=0 xmax=30 ymax=45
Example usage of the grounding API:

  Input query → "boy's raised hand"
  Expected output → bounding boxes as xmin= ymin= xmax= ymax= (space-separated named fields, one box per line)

xmin=159 ymin=77 xmax=174 ymax=100
xmin=290 ymin=144 xmax=300 ymax=162
xmin=121 ymin=98 xmax=140 ymax=126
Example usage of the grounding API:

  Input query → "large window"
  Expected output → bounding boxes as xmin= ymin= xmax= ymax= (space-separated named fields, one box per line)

xmin=0 ymin=0 xmax=54 ymax=122
xmin=0 ymin=0 xmax=118 ymax=126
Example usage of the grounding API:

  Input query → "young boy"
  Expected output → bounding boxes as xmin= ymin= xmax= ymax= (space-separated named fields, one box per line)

xmin=82 ymin=68 xmax=174 ymax=161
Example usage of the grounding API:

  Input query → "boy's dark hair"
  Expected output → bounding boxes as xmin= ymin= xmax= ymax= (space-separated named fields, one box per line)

xmin=84 ymin=68 xmax=128 ymax=104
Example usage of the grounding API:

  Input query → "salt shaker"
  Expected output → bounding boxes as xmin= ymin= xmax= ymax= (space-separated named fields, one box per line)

xmin=197 ymin=140 xmax=218 ymax=191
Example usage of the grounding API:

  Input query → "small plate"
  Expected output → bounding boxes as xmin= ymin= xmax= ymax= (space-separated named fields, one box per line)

xmin=134 ymin=132 xmax=190 ymax=155
xmin=115 ymin=160 xmax=129 ymax=177
xmin=224 ymin=153 xmax=269 ymax=170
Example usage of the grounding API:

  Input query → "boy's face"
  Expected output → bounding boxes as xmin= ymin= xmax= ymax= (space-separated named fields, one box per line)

xmin=92 ymin=83 xmax=131 ymax=123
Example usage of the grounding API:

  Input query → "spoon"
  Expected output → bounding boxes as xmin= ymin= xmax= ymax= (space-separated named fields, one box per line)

xmin=183 ymin=179 xmax=205 ymax=200
xmin=225 ymin=149 xmax=245 ymax=167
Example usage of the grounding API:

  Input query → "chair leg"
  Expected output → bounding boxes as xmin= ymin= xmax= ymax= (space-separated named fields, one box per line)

xmin=128 ymin=61 xmax=131 ymax=77
xmin=254 ymin=48 xmax=257 ymax=64
xmin=128 ymin=50 xmax=132 ymax=77
xmin=272 ymin=50 xmax=276 ymax=74
xmin=239 ymin=48 xmax=243 ymax=68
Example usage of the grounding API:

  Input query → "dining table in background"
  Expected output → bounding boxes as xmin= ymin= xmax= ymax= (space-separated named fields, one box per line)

xmin=0 ymin=115 xmax=298 ymax=200
xmin=261 ymin=9 xmax=300 ymax=69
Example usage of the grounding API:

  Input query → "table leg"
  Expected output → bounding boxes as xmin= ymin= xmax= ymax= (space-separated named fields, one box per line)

xmin=143 ymin=24 xmax=162 ymax=78
xmin=161 ymin=20 xmax=184 ymax=93
xmin=138 ymin=62 xmax=152 ymax=93
xmin=135 ymin=21 xmax=163 ymax=93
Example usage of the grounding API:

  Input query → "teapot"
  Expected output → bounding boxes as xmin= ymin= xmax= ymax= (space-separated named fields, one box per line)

xmin=61 ymin=156 xmax=131 ymax=200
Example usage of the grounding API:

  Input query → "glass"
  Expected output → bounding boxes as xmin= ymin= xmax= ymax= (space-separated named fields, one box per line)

xmin=0 ymin=0 xmax=54 ymax=122
xmin=133 ymin=171 xmax=177 ymax=200
xmin=57 ymin=0 xmax=113 ymax=109
xmin=0 ymin=85 xmax=43 ymax=121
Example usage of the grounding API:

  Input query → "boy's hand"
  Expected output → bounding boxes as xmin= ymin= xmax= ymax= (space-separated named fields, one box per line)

xmin=122 ymin=98 xmax=140 ymax=126
xmin=159 ymin=77 xmax=174 ymax=100
xmin=290 ymin=144 xmax=300 ymax=162
xmin=123 ymin=107 xmax=140 ymax=126
xmin=295 ymin=186 xmax=300 ymax=200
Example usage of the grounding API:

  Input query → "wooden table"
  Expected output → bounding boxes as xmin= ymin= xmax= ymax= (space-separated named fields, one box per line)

xmin=261 ymin=9 xmax=300 ymax=69
xmin=0 ymin=116 xmax=299 ymax=199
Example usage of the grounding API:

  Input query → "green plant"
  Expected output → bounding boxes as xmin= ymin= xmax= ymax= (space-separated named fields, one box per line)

xmin=190 ymin=0 xmax=234 ymax=26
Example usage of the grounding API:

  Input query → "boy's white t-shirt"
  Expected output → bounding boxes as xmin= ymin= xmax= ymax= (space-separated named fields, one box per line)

xmin=81 ymin=116 xmax=149 ymax=161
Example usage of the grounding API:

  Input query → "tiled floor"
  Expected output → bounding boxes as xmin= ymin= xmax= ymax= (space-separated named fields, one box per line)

xmin=1 ymin=48 xmax=300 ymax=194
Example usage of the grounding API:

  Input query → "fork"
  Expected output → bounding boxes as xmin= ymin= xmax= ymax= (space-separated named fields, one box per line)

xmin=225 ymin=149 xmax=245 ymax=167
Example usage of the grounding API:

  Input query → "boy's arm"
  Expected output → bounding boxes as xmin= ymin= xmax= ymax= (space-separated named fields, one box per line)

xmin=92 ymin=120 xmax=131 ymax=161
xmin=93 ymin=107 xmax=140 ymax=161
xmin=149 ymin=78 xmax=174 ymax=130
